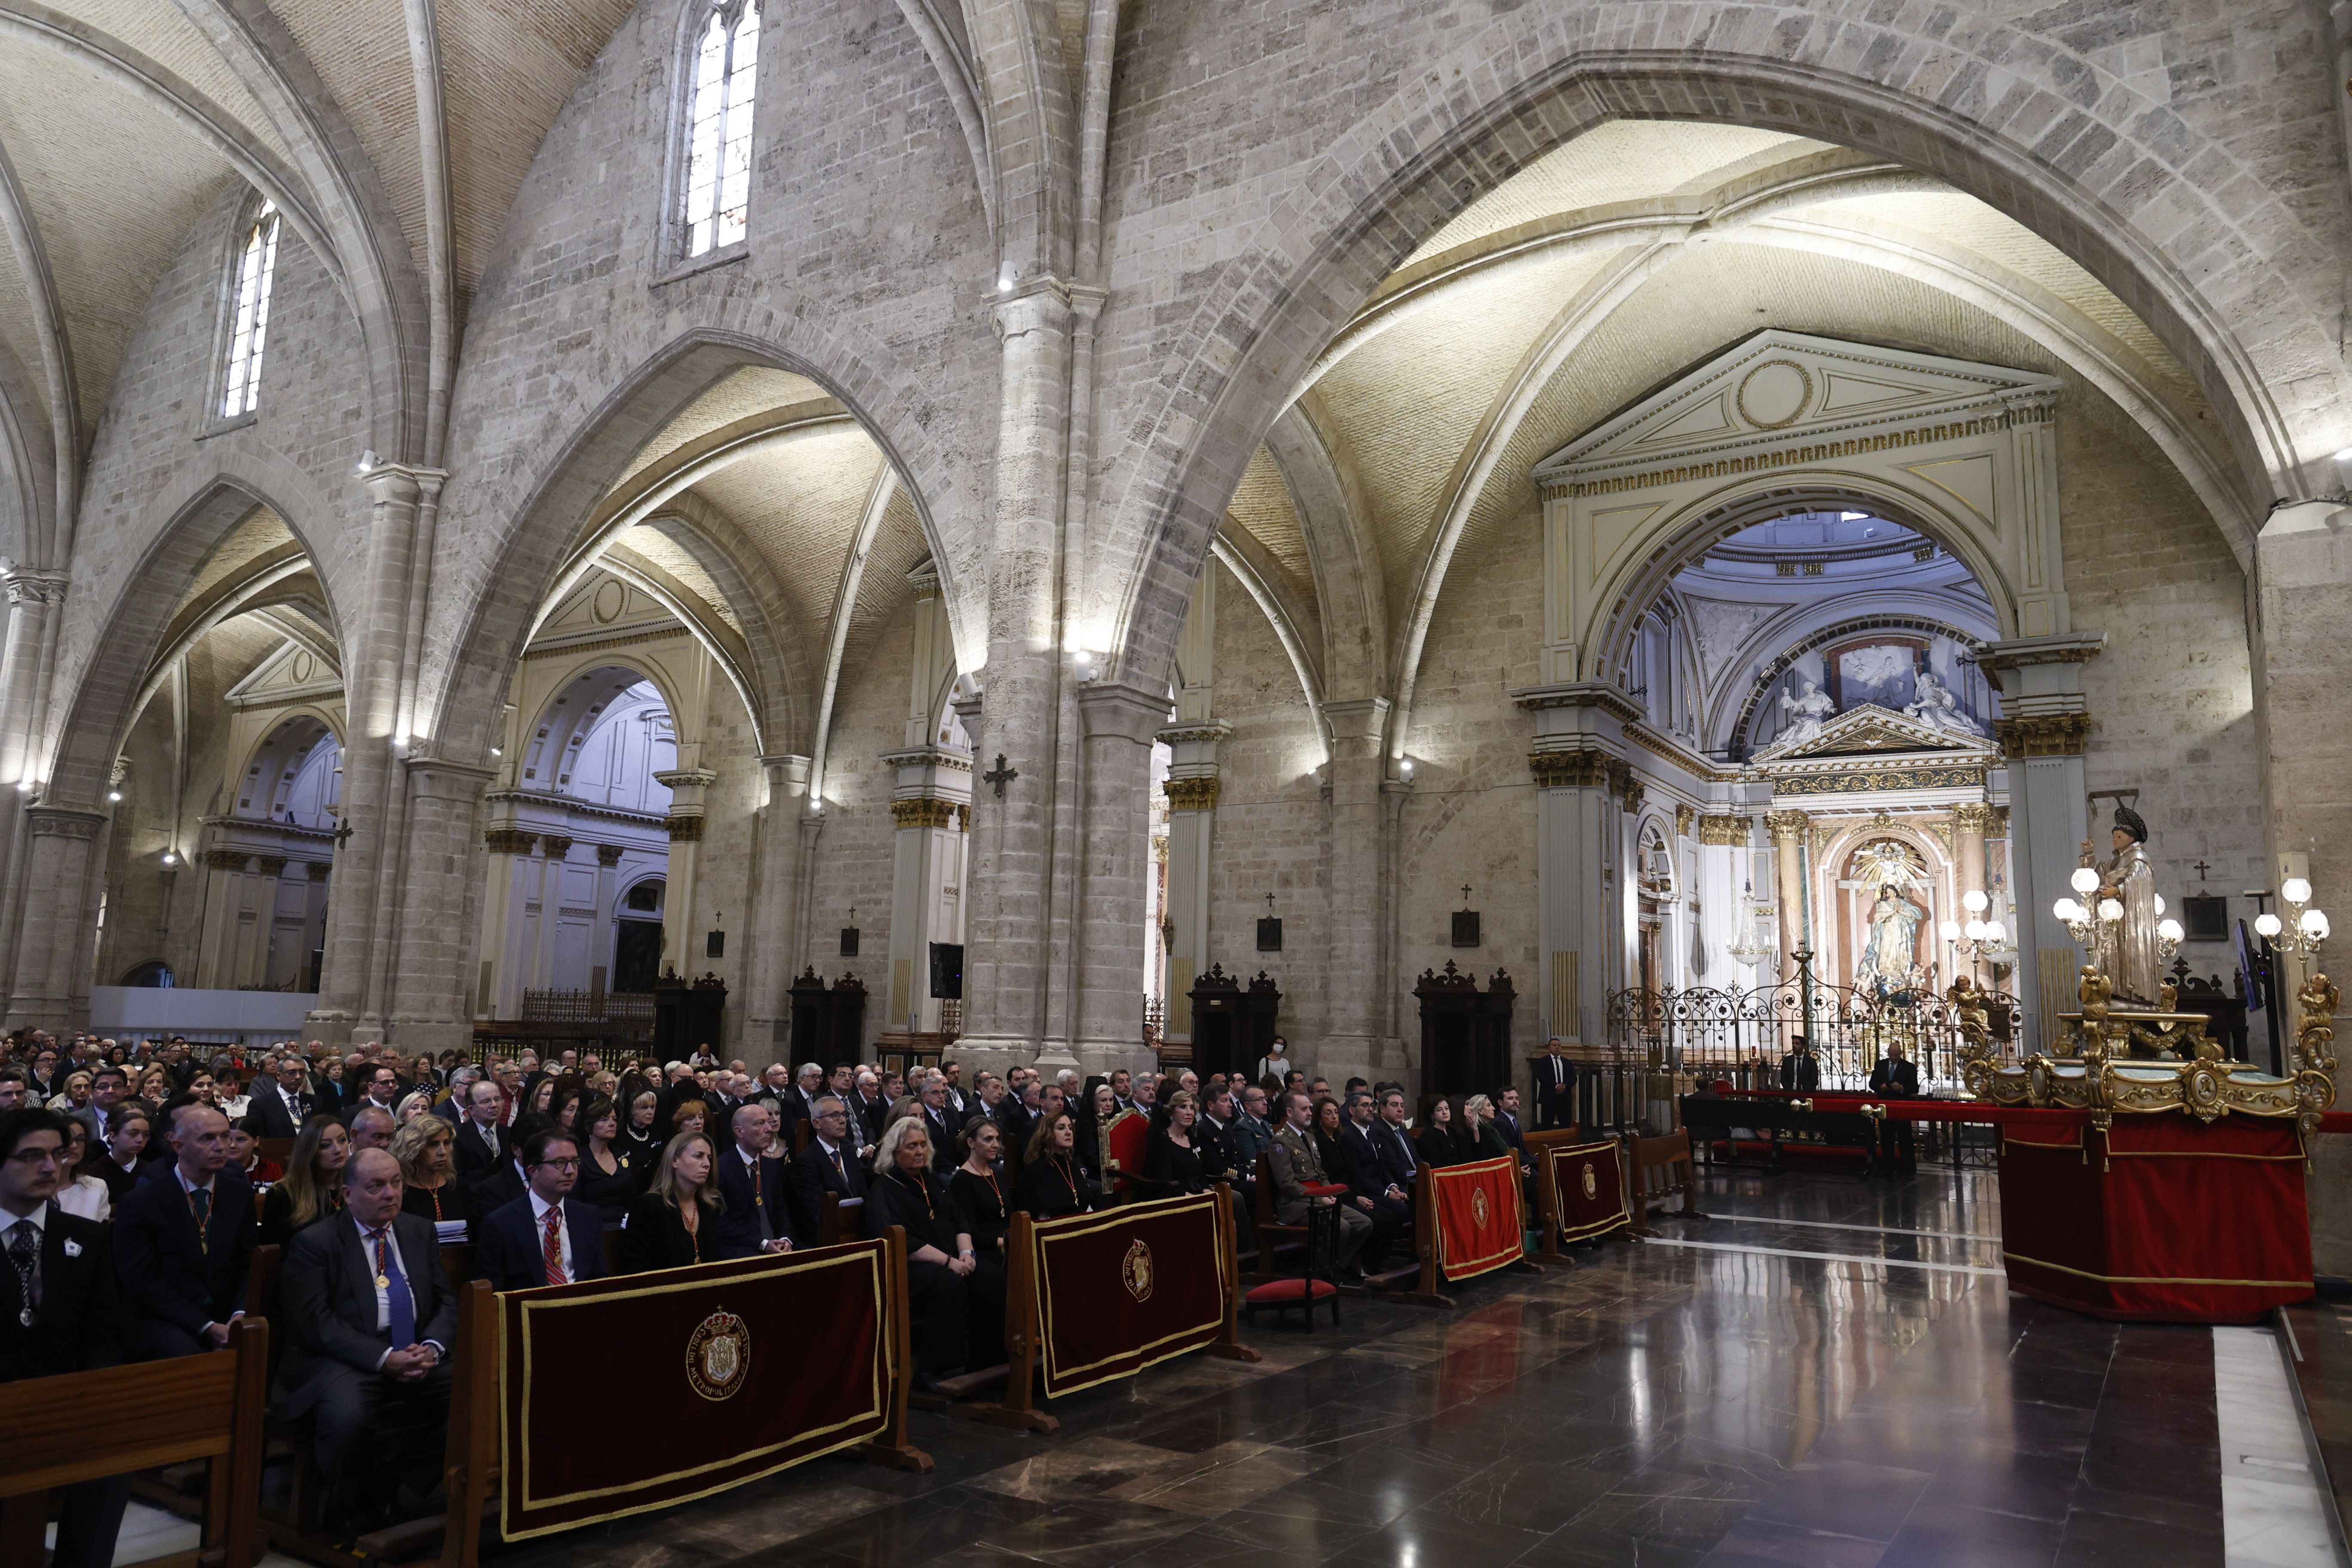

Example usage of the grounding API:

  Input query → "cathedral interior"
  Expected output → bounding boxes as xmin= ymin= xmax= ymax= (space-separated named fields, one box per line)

xmin=1 ymin=2 xmax=2350 ymax=1564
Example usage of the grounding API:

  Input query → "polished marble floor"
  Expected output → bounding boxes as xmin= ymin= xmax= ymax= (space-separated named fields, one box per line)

xmin=499 ymin=1169 xmax=2314 ymax=1568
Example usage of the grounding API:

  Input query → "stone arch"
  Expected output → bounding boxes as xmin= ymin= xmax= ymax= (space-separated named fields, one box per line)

xmin=427 ymin=324 xmax=967 ymax=767
xmin=231 ymin=706 xmax=343 ymax=824
xmin=46 ymin=472 xmax=344 ymax=810
xmin=1096 ymin=18 xmax=2339 ymax=697
xmin=1585 ymin=475 xmax=2014 ymax=692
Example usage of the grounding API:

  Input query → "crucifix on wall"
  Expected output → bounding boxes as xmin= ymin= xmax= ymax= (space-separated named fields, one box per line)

xmin=1453 ymin=883 xmax=1481 ymax=948
xmin=981 ymin=753 xmax=1017 ymax=799
xmin=1258 ymin=891 xmax=1282 ymax=953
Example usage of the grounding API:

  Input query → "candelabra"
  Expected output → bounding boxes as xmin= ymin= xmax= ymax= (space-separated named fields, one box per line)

xmin=2255 ymin=876 xmax=2331 ymax=962
xmin=1939 ymin=888 xmax=2012 ymax=980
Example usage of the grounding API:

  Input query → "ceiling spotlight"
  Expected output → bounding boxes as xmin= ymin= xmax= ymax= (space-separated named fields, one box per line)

xmin=161 ymin=851 xmax=178 ymax=867
xmin=2335 ymin=447 xmax=2352 ymax=462
xmin=355 ymin=449 xmax=379 ymax=475
xmin=490 ymin=746 xmax=502 ymax=758
xmin=107 ymin=790 xmax=122 ymax=802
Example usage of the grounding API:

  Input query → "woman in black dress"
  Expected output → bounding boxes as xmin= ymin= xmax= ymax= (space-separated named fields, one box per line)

xmin=1416 ymin=1094 xmax=1470 ymax=1168
xmin=1015 ymin=1111 xmax=1100 ymax=1219
xmin=575 ymin=1098 xmax=639 ymax=1223
xmin=1076 ymin=1082 xmax=1116 ymax=1182
xmin=390 ymin=1115 xmax=472 ymax=1242
xmin=1144 ymin=1090 xmax=1209 ymax=1194
xmin=947 ymin=1120 xmax=1011 ymax=1262
xmin=618 ymin=1090 xmax=664 ymax=1186
xmin=260 ymin=1113 xmax=350 ymax=1246
xmin=864 ymin=1117 xmax=1005 ymax=1385
xmin=622 ymin=1132 xmax=721 ymax=1272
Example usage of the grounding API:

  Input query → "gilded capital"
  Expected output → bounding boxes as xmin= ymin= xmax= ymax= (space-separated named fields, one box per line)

xmin=1995 ymin=713 xmax=2091 ymax=758
xmin=1674 ymin=804 xmax=1697 ymax=837
xmin=596 ymin=843 xmax=626 ymax=867
xmin=1164 ymin=776 xmax=1219 ymax=812
xmin=1951 ymin=802 xmax=1999 ymax=833
xmin=542 ymin=836 xmax=574 ymax=861
xmin=484 ymin=828 xmax=538 ymax=856
xmin=663 ymin=814 xmax=706 ymax=843
xmin=1528 ymin=750 xmax=1611 ymax=789
xmin=891 ymin=797 xmax=960 ymax=830
xmin=1698 ymin=814 xmax=1752 ymax=845
xmin=255 ymin=855 xmax=289 ymax=877
xmin=1764 ymin=809 xmax=1811 ymax=843
xmin=205 ymin=848 xmax=251 ymax=872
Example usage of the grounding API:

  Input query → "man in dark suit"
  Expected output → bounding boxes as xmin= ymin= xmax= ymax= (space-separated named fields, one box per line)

xmin=788 ymin=1095 xmax=867 ymax=1239
xmin=345 ymin=1064 xmax=402 ymax=1126
xmin=848 ymin=1071 xmax=889 ymax=1146
xmin=1779 ymin=1037 xmax=1821 ymax=1092
xmin=277 ymin=1148 xmax=458 ymax=1537
xmin=113 ymin=1103 xmax=254 ymax=1360
xmin=1 ymin=1108 xmax=131 ymax=1568
xmin=716 ymin=1104 xmax=799 ymax=1258
xmin=451 ymin=1078 xmax=512 ymax=1188
xmin=1868 ymin=1042 xmax=1920 ymax=1171
xmin=1336 ymin=1092 xmax=1410 ymax=1270
xmin=472 ymin=1129 xmax=607 ymax=1292
xmin=245 ymin=1055 xmax=312 ymax=1141
xmin=1534 ymin=1038 xmax=1578 ymax=1130
xmin=916 ymin=1078 xmax=960 ymax=1175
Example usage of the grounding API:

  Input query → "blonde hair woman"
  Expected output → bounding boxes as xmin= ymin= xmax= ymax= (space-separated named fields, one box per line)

xmin=621 ymin=1131 xmax=722 ymax=1272
xmin=391 ymin=1114 xmax=472 ymax=1241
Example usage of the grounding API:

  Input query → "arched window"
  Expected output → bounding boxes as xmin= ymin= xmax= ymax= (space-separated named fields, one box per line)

xmin=680 ymin=1 xmax=762 ymax=258
xmin=220 ymin=199 xmax=281 ymax=417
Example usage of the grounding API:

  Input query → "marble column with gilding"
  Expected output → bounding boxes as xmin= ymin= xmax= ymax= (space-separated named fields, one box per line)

xmin=1984 ymin=634 xmax=2101 ymax=1053
xmin=740 ymin=755 xmax=811 ymax=1051
xmin=4 ymin=807 xmax=110 ymax=1032
xmin=655 ymin=768 xmax=718 ymax=976
xmin=1158 ymin=723 xmax=1227 ymax=1046
xmin=882 ymin=747 xmax=973 ymax=1036
xmin=1516 ymin=683 xmax=1644 ymax=1045
xmin=1951 ymin=802 xmax=1994 ymax=986
xmin=1696 ymin=814 xmax=1755 ymax=984
xmin=1765 ymin=809 xmax=1811 ymax=983
xmin=1323 ymin=696 xmax=1393 ymax=1086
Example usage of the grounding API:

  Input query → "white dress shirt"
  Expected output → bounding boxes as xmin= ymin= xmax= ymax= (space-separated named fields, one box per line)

xmin=527 ymin=1189 xmax=574 ymax=1280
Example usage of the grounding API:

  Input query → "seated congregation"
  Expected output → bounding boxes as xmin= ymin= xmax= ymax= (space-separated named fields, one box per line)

xmin=0 ymin=1030 xmax=1567 ymax=1558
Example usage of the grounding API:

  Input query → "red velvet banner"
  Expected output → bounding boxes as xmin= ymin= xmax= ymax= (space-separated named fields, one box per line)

xmin=1031 ymin=1192 xmax=1226 ymax=1397
xmin=1542 ymin=1139 xmax=1629 ymax=1243
xmin=1428 ymin=1155 xmax=1525 ymax=1282
xmin=1997 ymin=1113 xmax=2312 ymax=1324
xmin=498 ymin=1241 xmax=891 ymax=1540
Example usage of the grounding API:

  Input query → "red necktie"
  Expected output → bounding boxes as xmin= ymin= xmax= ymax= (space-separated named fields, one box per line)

xmin=541 ymin=1207 xmax=566 ymax=1286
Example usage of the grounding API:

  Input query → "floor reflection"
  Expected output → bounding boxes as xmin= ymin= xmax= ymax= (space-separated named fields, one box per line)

xmin=504 ymin=1167 xmax=2238 ymax=1568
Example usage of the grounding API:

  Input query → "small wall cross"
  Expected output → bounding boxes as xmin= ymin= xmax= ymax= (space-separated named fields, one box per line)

xmin=981 ymin=753 xmax=1018 ymax=799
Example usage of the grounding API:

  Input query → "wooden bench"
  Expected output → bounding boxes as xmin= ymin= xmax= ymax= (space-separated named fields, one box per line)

xmin=0 ymin=1317 xmax=268 ymax=1568
xmin=1627 ymin=1129 xmax=1707 ymax=1237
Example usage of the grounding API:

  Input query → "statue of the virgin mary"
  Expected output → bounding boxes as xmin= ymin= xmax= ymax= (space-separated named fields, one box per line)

xmin=1856 ymin=884 xmax=1925 ymax=990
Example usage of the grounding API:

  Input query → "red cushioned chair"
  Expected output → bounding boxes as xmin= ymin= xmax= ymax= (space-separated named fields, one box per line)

xmin=1243 ymin=1182 xmax=1345 ymax=1331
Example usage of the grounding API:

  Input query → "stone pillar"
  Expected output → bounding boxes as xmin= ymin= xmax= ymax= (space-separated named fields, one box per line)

xmin=2251 ymin=503 xmax=2352 ymax=1273
xmin=1158 ymin=723 xmax=1228 ymax=1043
xmin=5 ymin=807 xmax=109 ymax=1032
xmin=655 ymin=768 xmax=718 ymax=975
xmin=196 ymin=848 xmax=250 ymax=988
xmin=476 ymin=827 xmax=536 ymax=1017
xmin=1984 ymin=634 xmax=2102 ymax=1053
xmin=1528 ymin=750 xmax=1620 ymax=1044
xmin=1951 ymin=802 xmax=1994 ymax=986
xmin=882 ymin=748 xmax=973 ymax=1034
xmin=0 ymin=571 xmax=67 ymax=1007
xmin=311 ymin=465 xmax=432 ymax=1042
xmin=382 ymin=757 xmax=495 ymax=1056
xmin=1322 ymin=697 xmax=1392 ymax=1086
xmin=739 ymin=755 xmax=810 ymax=1050
xmin=1072 ymin=683 xmax=1170 ymax=1077
xmin=1766 ymin=809 xmax=1811 ymax=982
xmin=959 ymin=282 xmax=1074 ymax=1063
xmin=249 ymin=855 xmax=288 ymax=987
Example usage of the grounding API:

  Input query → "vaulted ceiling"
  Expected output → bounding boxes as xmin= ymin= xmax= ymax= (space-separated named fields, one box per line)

xmin=1217 ymin=120 xmax=2244 ymax=754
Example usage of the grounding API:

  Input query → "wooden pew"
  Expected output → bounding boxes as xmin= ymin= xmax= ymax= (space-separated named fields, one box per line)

xmin=1626 ymin=1129 xmax=1708 ymax=1237
xmin=818 ymin=1190 xmax=865 ymax=1247
xmin=0 ymin=1317 xmax=269 ymax=1568
xmin=1242 ymin=1151 xmax=1306 ymax=1285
